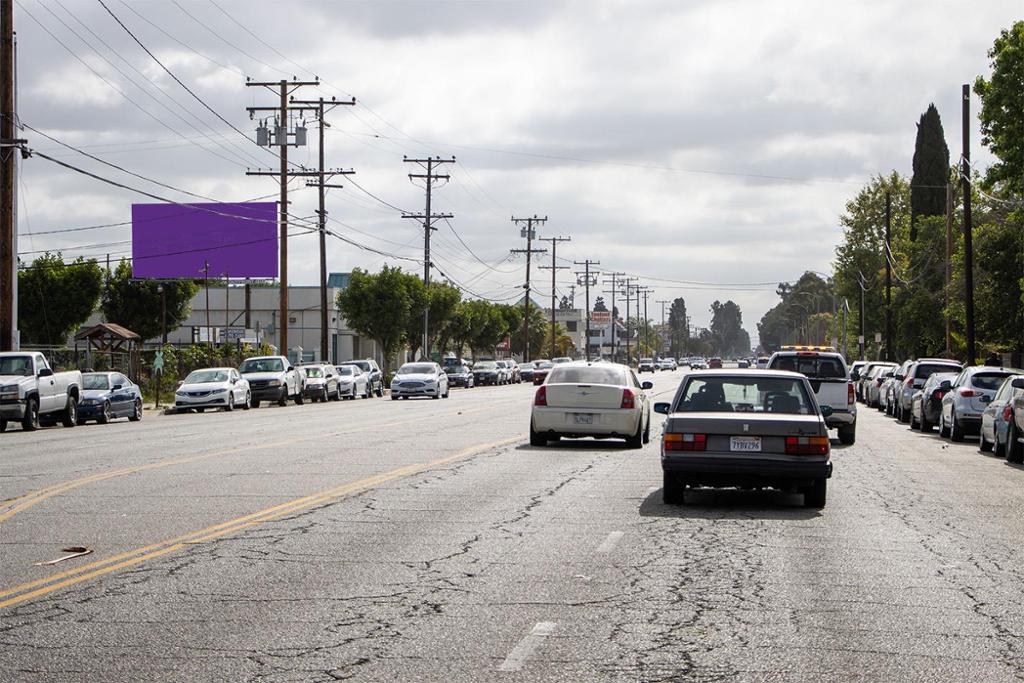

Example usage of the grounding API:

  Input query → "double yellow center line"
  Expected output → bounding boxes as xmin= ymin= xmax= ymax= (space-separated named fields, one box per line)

xmin=0 ymin=434 xmax=524 ymax=611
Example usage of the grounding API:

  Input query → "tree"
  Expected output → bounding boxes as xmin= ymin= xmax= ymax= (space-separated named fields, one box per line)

xmin=558 ymin=295 xmax=572 ymax=311
xmin=709 ymin=300 xmax=748 ymax=357
xmin=910 ymin=103 xmax=950 ymax=240
xmin=100 ymin=260 xmax=199 ymax=342
xmin=406 ymin=281 xmax=461 ymax=359
xmin=336 ymin=266 xmax=416 ymax=373
xmin=464 ymin=300 xmax=509 ymax=357
xmin=667 ymin=297 xmax=689 ymax=356
xmin=18 ymin=254 xmax=103 ymax=345
xmin=974 ymin=21 xmax=1024 ymax=194
xmin=593 ymin=296 xmax=608 ymax=312
xmin=756 ymin=272 xmax=832 ymax=352
xmin=509 ymin=304 xmax=548 ymax=358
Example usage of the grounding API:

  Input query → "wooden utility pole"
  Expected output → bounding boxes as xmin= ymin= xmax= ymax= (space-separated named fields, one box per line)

xmin=403 ymin=157 xmax=455 ymax=360
xmin=639 ymin=288 xmax=652 ymax=356
xmin=961 ymin=84 xmax=976 ymax=365
xmin=601 ymin=272 xmax=625 ymax=361
xmin=945 ymin=183 xmax=953 ymax=354
xmin=539 ymin=236 xmax=570 ymax=358
xmin=656 ymin=299 xmax=671 ymax=356
xmin=510 ymin=216 xmax=547 ymax=362
xmin=621 ymin=278 xmax=637 ymax=365
xmin=575 ymin=260 xmax=600 ymax=359
xmin=291 ymin=96 xmax=355 ymax=362
xmin=245 ymin=78 xmax=319 ymax=357
xmin=884 ymin=190 xmax=892 ymax=362
xmin=1 ymin=0 xmax=18 ymax=351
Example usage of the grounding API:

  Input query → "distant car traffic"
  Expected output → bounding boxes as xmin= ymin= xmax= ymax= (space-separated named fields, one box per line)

xmin=472 ymin=360 xmax=502 ymax=386
xmin=79 ymin=372 xmax=144 ymax=424
xmin=519 ymin=362 xmax=537 ymax=383
xmin=895 ymin=359 xmax=963 ymax=424
xmin=638 ymin=358 xmax=656 ymax=373
xmin=708 ymin=358 xmax=723 ymax=369
xmin=551 ymin=357 xmax=573 ymax=365
xmin=655 ymin=369 xmax=832 ymax=508
xmin=175 ymin=367 xmax=251 ymax=413
xmin=391 ymin=362 xmax=450 ymax=400
xmin=532 ymin=360 xmax=554 ymax=385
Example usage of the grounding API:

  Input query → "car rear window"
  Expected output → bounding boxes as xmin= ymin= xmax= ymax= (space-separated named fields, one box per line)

xmin=548 ymin=366 xmax=626 ymax=386
xmin=675 ymin=376 xmax=813 ymax=414
xmin=973 ymin=372 xmax=1014 ymax=391
xmin=769 ymin=355 xmax=846 ymax=378
xmin=914 ymin=363 xmax=960 ymax=379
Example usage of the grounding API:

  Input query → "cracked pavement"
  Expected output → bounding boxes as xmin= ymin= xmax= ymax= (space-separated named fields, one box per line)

xmin=3 ymin=371 xmax=1024 ymax=681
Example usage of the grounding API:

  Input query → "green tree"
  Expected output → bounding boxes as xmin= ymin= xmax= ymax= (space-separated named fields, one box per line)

xmin=974 ymin=21 xmax=1024 ymax=194
xmin=100 ymin=260 xmax=199 ymax=341
xmin=910 ymin=103 xmax=950 ymax=240
xmin=509 ymin=304 xmax=548 ymax=359
xmin=403 ymin=280 xmax=462 ymax=360
xmin=17 ymin=253 xmax=103 ymax=345
xmin=709 ymin=300 xmax=750 ymax=357
xmin=593 ymin=296 xmax=608 ymax=312
xmin=667 ymin=297 xmax=689 ymax=356
xmin=757 ymin=272 xmax=833 ymax=352
xmin=336 ymin=266 xmax=416 ymax=373
xmin=464 ymin=300 xmax=509 ymax=357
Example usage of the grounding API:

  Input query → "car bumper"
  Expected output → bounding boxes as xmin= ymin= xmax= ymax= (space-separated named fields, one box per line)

xmin=824 ymin=408 xmax=856 ymax=428
xmin=955 ymin=414 xmax=982 ymax=431
xmin=532 ymin=407 xmax=641 ymax=438
xmin=303 ymin=385 xmax=327 ymax=398
xmin=251 ymin=387 xmax=287 ymax=401
xmin=473 ymin=376 xmax=498 ymax=385
xmin=662 ymin=453 xmax=832 ymax=487
xmin=391 ymin=386 xmax=441 ymax=397
xmin=175 ymin=394 xmax=230 ymax=408
xmin=448 ymin=378 xmax=472 ymax=387
xmin=0 ymin=398 xmax=26 ymax=419
xmin=77 ymin=403 xmax=108 ymax=418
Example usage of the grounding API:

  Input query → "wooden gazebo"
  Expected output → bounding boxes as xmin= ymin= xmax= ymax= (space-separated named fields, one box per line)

xmin=74 ymin=323 xmax=141 ymax=378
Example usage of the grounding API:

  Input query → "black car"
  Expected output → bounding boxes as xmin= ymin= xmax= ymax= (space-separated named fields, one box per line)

xmin=78 ymin=372 xmax=144 ymax=424
xmin=339 ymin=359 xmax=384 ymax=397
xmin=472 ymin=360 xmax=501 ymax=385
xmin=446 ymin=364 xmax=474 ymax=388
xmin=519 ymin=362 xmax=536 ymax=383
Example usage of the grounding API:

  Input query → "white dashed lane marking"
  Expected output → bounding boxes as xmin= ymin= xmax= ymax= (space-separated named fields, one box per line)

xmin=497 ymin=621 xmax=557 ymax=672
xmin=596 ymin=530 xmax=624 ymax=553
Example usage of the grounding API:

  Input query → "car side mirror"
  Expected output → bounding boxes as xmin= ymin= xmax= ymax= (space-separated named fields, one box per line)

xmin=641 ymin=381 xmax=653 ymax=390
xmin=112 ymin=383 xmax=124 ymax=390
xmin=980 ymin=394 xmax=992 ymax=404
xmin=287 ymin=366 xmax=295 ymax=372
xmin=38 ymin=368 xmax=53 ymax=378
xmin=1012 ymin=378 xmax=1024 ymax=390
xmin=850 ymin=371 xmax=860 ymax=381
xmin=820 ymin=405 xmax=834 ymax=418
xmin=939 ymin=380 xmax=952 ymax=390
xmin=653 ymin=402 xmax=670 ymax=414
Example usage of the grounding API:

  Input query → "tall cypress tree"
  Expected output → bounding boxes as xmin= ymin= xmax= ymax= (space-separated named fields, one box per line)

xmin=909 ymin=103 xmax=950 ymax=240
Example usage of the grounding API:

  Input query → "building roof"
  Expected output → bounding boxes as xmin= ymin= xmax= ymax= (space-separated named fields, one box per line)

xmin=74 ymin=322 xmax=141 ymax=341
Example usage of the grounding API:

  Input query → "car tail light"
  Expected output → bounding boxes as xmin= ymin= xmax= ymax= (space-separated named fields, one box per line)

xmin=534 ymin=386 xmax=547 ymax=406
xmin=785 ymin=436 xmax=830 ymax=455
xmin=664 ymin=433 xmax=706 ymax=451
xmin=621 ymin=388 xmax=636 ymax=409
xmin=1003 ymin=406 xmax=1013 ymax=422
xmin=848 ymin=382 xmax=855 ymax=405
xmin=959 ymin=388 xmax=977 ymax=398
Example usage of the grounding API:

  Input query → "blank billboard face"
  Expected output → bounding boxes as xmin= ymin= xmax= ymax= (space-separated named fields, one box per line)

xmin=131 ymin=202 xmax=278 ymax=279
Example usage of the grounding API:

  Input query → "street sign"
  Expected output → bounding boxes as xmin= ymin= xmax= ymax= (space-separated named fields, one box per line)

xmin=874 ymin=332 xmax=882 ymax=343
xmin=857 ymin=335 xmax=864 ymax=344
xmin=590 ymin=310 xmax=611 ymax=323
xmin=220 ymin=327 xmax=246 ymax=342
xmin=152 ymin=351 xmax=164 ymax=373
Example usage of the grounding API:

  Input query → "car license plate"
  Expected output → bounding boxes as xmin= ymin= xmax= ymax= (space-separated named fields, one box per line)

xmin=573 ymin=413 xmax=594 ymax=425
xmin=730 ymin=436 xmax=761 ymax=452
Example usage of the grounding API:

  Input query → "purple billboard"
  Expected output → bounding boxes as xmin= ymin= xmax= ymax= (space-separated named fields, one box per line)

xmin=131 ymin=202 xmax=278 ymax=279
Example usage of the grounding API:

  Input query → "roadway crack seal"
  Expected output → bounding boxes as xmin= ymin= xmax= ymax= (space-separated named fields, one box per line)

xmin=0 ymin=434 xmax=525 ymax=612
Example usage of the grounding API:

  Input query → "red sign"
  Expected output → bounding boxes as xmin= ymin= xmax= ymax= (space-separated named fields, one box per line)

xmin=590 ymin=310 xmax=612 ymax=323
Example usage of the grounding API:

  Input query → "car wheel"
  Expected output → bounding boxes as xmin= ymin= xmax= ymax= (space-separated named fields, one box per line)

xmin=838 ymin=425 xmax=856 ymax=445
xmin=939 ymin=412 xmax=950 ymax=438
xmin=129 ymin=398 xmax=143 ymax=421
xmin=642 ymin=415 xmax=651 ymax=444
xmin=224 ymin=396 xmax=234 ymax=412
xmin=994 ymin=430 xmax=1006 ymax=457
xmin=21 ymin=397 xmax=40 ymax=431
xmin=294 ymin=391 xmax=304 ymax=406
xmin=920 ymin=411 xmax=932 ymax=433
xmin=322 ymin=387 xmax=329 ymax=403
xmin=278 ymin=390 xmax=288 ymax=407
xmin=242 ymin=392 xmax=251 ymax=410
xmin=0 ymin=418 xmax=6 ymax=433
xmin=391 ymin=394 xmax=398 ymax=401
xmin=625 ymin=420 xmax=643 ymax=449
xmin=251 ymin=398 xmax=260 ymax=409
xmin=529 ymin=421 xmax=547 ymax=447
xmin=98 ymin=401 xmax=112 ymax=425
xmin=376 ymin=384 xmax=384 ymax=398
xmin=61 ymin=397 xmax=78 ymax=428
xmin=431 ymin=393 xmax=440 ymax=399
xmin=950 ymin=410 xmax=965 ymax=442
xmin=444 ymin=386 xmax=450 ymax=398
xmin=909 ymin=411 xmax=918 ymax=430
xmin=662 ymin=472 xmax=685 ymax=505
xmin=196 ymin=407 xmax=205 ymax=413
xmin=1007 ymin=423 xmax=1024 ymax=464
xmin=980 ymin=430 xmax=993 ymax=452
xmin=803 ymin=479 xmax=827 ymax=509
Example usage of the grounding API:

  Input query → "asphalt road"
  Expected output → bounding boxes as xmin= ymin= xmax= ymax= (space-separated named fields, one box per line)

xmin=3 ymin=369 xmax=1024 ymax=681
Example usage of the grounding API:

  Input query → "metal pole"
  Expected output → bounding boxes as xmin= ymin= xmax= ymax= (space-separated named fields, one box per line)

xmin=961 ymin=84 xmax=976 ymax=365
xmin=317 ymin=99 xmax=328 ymax=362
xmin=0 ymin=0 xmax=15 ymax=351
xmin=204 ymin=260 xmax=211 ymax=346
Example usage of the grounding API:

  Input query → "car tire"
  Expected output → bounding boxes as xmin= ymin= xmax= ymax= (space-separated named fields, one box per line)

xmin=196 ymin=407 xmax=205 ymax=413
xmin=529 ymin=422 xmax=546 ymax=447
xmin=242 ymin=392 xmax=251 ymax=411
xmin=277 ymin=391 xmax=288 ymax=407
xmin=980 ymin=431 xmax=993 ymax=452
xmin=939 ymin=412 xmax=950 ymax=438
xmin=642 ymin=416 xmax=651 ymax=444
xmin=803 ymin=479 xmax=827 ymax=509
xmin=322 ymin=387 xmax=329 ymax=403
xmin=61 ymin=397 xmax=78 ymax=428
xmin=129 ymin=398 xmax=143 ymax=422
xmin=98 ymin=401 xmax=111 ymax=425
xmin=294 ymin=391 xmax=304 ymax=406
xmin=920 ymin=411 xmax=932 ymax=433
xmin=251 ymin=398 xmax=260 ymax=409
xmin=838 ymin=425 xmax=856 ymax=445
xmin=950 ymin=410 xmax=965 ymax=442
xmin=224 ymin=396 xmax=234 ymax=412
xmin=626 ymin=421 xmax=643 ymax=449
xmin=376 ymin=383 xmax=384 ymax=398
xmin=0 ymin=418 xmax=6 ymax=433
xmin=909 ymin=411 xmax=918 ymax=430
xmin=1007 ymin=424 xmax=1023 ymax=464
xmin=21 ymin=397 xmax=39 ymax=431
xmin=662 ymin=472 xmax=685 ymax=505
xmin=444 ymin=387 xmax=450 ymax=398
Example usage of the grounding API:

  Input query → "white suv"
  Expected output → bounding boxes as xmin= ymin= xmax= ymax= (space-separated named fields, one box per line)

xmin=767 ymin=350 xmax=856 ymax=444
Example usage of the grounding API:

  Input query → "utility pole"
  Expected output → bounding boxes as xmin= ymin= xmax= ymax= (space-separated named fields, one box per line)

xmin=1 ymin=0 xmax=20 ymax=351
xmin=601 ymin=272 xmax=625 ymax=361
xmin=291 ymin=96 xmax=355 ymax=362
xmin=245 ymin=77 xmax=319 ymax=357
xmin=657 ymin=299 xmax=670 ymax=356
xmin=961 ymin=83 xmax=976 ymax=365
xmin=403 ymin=156 xmax=455 ymax=360
xmin=510 ymin=216 xmax=547 ymax=362
xmin=202 ymin=260 xmax=211 ymax=346
xmin=945 ymin=183 xmax=953 ymax=355
xmin=539 ymin=236 xmax=570 ymax=358
xmin=575 ymin=260 xmax=600 ymax=360
xmin=884 ymin=190 xmax=892 ymax=362
xmin=858 ymin=275 xmax=867 ymax=361
xmin=621 ymin=278 xmax=637 ymax=365
xmin=639 ymin=288 xmax=652 ymax=357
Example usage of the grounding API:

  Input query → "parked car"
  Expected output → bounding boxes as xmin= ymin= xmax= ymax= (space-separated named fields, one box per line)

xmin=532 ymin=360 xmax=554 ymax=385
xmin=863 ymin=363 xmax=897 ymax=408
xmin=910 ymin=371 xmax=958 ymax=432
xmin=980 ymin=374 xmax=1024 ymax=456
xmin=390 ymin=362 xmax=449 ymax=400
xmin=79 ymin=371 xmax=144 ymax=424
xmin=654 ymin=369 xmax=832 ymax=508
xmin=334 ymin=364 xmax=369 ymax=399
xmin=519 ymin=362 xmax=537 ymax=383
xmin=638 ymin=357 xmax=656 ymax=373
xmin=849 ymin=361 xmax=868 ymax=400
xmin=505 ymin=360 xmax=522 ymax=383
xmin=494 ymin=360 xmax=513 ymax=385
xmin=767 ymin=349 xmax=856 ymax=444
xmin=445 ymin=364 xmax=475 ymax=388
xmin=941 ymin=366 xmax=1024 ymax=441
xmin=1006 ymin=378 xmax=1024 ymax=463
xmin=882 ymin=360 xmax=914 ymax=416
xmin=174 ymin=367 xmax=251 ymax=413
xmin=338 ymin=359 xmax=383 ymax=397
xmin=472 ymin=360 xmax=502 ymax=386
xmin=895 ymin=359 xmax=963 ymax=423
xmin=0 ymin=352 xmax=82 ymax=432
xmin=755 ymin=356 xmax=770 ymax=370
xmin=530 ymin=362 xmax=652 ymax=448
xmin=239 ymin=355 xmax=302 ymax=408
xmin=299 ymin=364 xmax=339 ymax=403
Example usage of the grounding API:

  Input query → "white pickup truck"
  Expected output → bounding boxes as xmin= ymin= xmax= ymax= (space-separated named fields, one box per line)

xmin=0 ymin=352 xmax=83 ymax=431
xmin=767 ymin=349 xmax=857 ymax=445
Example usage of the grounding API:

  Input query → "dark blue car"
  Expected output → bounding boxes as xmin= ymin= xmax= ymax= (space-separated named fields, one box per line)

xmin=78 ymin=372 xmax=144 ymax=424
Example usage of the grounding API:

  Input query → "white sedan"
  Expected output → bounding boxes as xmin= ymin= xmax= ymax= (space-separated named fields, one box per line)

xmin=530 ymin=362 xmax=653 ymax=448
xmin=174 ymin=367 xmax=251 ymax=413
xmin=334 ymin=364 xmax=369 ymax=399
xmin=390 ymin=362 xmax=450 ymax=400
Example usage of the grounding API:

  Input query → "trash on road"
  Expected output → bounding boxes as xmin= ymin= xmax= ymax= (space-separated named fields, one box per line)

xmin=34 ymin=546 xmax=93 ymax=566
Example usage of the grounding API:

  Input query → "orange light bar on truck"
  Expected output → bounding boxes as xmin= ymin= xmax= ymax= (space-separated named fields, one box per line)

xmin=664 ymin=433 xmax=707 ymax=451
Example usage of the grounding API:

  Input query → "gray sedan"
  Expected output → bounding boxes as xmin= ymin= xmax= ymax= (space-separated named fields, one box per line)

xmin=654 ymin=370 xmax=833 ymax=508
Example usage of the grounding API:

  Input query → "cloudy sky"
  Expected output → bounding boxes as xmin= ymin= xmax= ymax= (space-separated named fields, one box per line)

xmin=12 ymin=0 xmax=1020 ymax=344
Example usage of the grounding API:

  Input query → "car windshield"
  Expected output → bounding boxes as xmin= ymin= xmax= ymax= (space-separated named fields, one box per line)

xmin=398 ymin=364 xmax=435 ymax=375
xmin=344 ymin=361 xmax=370 ymax=372
xmin=535 ymin=361 xmax=553 ymax=369
xmin=304 ymin=367 xmax=323 ymax=378
xmin=82 ymin=374 xmax=110 ymax=390
xmin=770 ymin=355 xmax=846 ymax=378
xmin=973 ymin=372 xmax=1015 ymax=391
xmin=548 ymin=366 xmax=627 ymax=386
xmin=475 ymin=362 xmax=497 ymax=370
xmin=915 ymin=363 xmax=960 ymax=379
xmin=0 ymin=355 xmax=33 ymax=376
xmin=240 ymin=358 xmax=283 ymax=373
xmin=447 ymin=366 xmax=469 ymax=374
xmin=185 ymin=370 xmax=229 ymax=384
xmin=335 ymin=366 xmax=354 ymax=376
xmin=676 ymin=376 xmax=813 ymax=414
xmin=520 ymin=363 xmax=535 ymax=370
xmin=640 ymin=358 xmax=653 ymax=363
